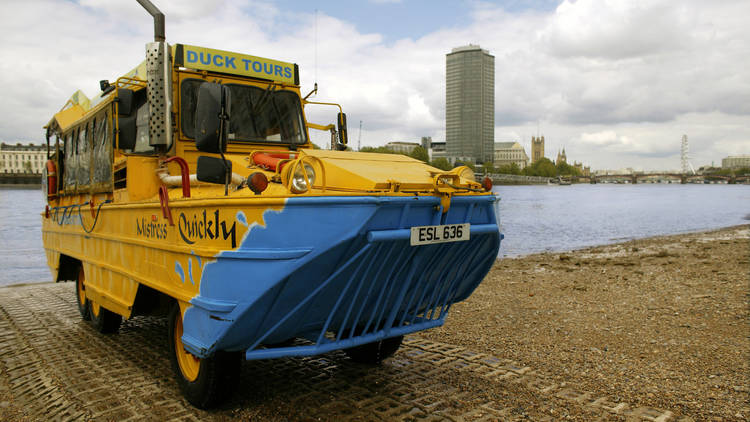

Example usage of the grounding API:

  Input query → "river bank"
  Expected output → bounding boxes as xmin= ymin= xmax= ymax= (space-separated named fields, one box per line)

xmin=422 ymin=224 xmax=750 ymax=421
xmin=0 ymin=226 xmax=747 ymax=420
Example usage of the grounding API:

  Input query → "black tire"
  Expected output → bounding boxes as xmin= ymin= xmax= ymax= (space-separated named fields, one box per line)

xmin=89 ymin=299 xmax=122 ymax=333
xmin=168 ymin=304 xmax=241 ymax=409
xmin=75 ymin=265 xmax=90 ymax=320
xmin=344 ymin=335 xmax=404 ymax=364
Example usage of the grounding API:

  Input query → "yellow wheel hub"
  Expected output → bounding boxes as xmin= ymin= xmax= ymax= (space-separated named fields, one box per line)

xmin=77 ymin=268 xmax=86 ymax=305
xmin=174 ymin=311 xmax=201 ymax=382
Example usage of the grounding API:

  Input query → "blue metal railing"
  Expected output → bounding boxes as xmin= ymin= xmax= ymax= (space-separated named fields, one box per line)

xmin=244 ymin=224 xmax=500 ymax=360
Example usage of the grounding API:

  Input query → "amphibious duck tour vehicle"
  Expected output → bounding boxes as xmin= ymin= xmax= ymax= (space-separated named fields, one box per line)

xmin=41 ymin=0 xmax=502 ymax=408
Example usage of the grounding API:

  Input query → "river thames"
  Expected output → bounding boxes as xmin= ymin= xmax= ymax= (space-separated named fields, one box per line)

xmin=0 ymin=184 xmax=748 ymax=286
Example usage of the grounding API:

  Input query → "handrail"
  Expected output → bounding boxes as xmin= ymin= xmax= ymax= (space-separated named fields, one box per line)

xmin=161 ymin=156 xmax=190 ymax=198
xmin=115 ymin=76 xmax=147 ymax=90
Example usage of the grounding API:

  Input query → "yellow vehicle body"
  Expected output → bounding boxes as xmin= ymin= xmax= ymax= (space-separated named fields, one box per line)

xmin=41 ymin=37 xmax=502 ymax=408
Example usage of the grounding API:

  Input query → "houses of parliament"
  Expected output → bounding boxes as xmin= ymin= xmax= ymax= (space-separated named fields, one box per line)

xmin=530 ymin=135 xmax=590 ymax=176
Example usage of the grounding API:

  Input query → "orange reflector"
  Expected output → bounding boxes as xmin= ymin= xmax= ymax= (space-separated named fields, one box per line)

xmin=248 ymin=172 xmax=269 ymax=195
xmin=482 ymin=176 xmax=492 ymax=191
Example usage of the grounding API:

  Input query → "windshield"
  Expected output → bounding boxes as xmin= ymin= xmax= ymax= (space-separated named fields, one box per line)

xmin=181 ymin=79 xmax=308 ymax=145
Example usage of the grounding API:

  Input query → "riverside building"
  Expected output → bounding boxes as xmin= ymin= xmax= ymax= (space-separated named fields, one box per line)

xmin=722 ymin=155 xmax=750 ymax=169
xmin=0 ymin=143 xmax=46 ymax=174
xmin=446 ymin=45 xmax=495 ymax=165
xmin=493 ymin=142 xmax=529 ymax=169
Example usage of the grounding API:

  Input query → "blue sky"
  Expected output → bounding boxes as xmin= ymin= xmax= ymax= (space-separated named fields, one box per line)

xmin=273 ymin=0 xmax=562 ymax=43
xmin=1 ymin=0 xmax=748 ymax=171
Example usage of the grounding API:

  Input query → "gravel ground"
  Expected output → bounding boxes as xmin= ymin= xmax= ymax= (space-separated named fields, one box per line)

xmin=421 ymin=224 xmax=750 ymax=421
xmin=0 ymin=225 xmax=747 ymax=421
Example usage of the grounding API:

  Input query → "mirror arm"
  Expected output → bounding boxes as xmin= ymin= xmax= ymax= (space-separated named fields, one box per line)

xmin=304 ymin=100 xmax=343 ymax=114
xmin=302 ymin=82 xmax=318 ymax=101
xmin=218 ymin=99 xmax=231 ymax=196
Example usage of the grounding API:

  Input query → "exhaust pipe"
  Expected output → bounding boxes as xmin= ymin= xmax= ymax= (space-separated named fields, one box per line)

xmin=136 ymin=0 xmax=165 ymax=42
xmin=136 ymin=0 xmax=171 ymax=149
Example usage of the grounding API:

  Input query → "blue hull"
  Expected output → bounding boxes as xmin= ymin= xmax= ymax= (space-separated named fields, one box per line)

xmin=182 ymin=195 xmax=502 ymax=359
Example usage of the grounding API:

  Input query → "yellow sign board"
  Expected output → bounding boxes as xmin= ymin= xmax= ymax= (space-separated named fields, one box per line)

xmin=174 ymin=44 xmax=297 ymax=85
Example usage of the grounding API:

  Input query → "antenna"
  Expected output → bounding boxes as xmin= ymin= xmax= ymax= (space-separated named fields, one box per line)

xmin=314 ymin=9 xmax=318 ymax=87
xmin=358 ymin=120 xmax=362 ymax=151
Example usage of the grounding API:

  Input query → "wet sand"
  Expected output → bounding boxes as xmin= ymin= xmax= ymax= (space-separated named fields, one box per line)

xmin=422 ymin=224 xmax=750 ymax=421
xmin=0 ymin=225 xmax=747 ymax=420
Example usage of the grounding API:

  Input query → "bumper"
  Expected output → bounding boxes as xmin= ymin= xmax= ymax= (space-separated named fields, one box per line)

xmin=181 ymin=195 xmax=502 ymax=359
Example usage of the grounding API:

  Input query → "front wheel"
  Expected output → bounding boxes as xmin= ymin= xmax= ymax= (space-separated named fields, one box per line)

xmin=344 ymin=335 xmax=403 ymax=364
xmin=168 ymin=304 xmax=241 ymax=409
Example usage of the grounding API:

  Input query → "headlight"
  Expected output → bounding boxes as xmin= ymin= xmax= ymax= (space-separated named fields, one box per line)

xmin=290 ymin=163 xmax=316 ymax=193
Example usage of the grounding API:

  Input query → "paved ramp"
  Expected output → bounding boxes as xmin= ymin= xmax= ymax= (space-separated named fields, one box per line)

xmin=0 ymin=283 xmax=680 ymax=421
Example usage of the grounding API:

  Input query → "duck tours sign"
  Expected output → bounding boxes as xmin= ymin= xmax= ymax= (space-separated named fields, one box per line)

xmin=174 ymin=44 xmax=298 ymax=84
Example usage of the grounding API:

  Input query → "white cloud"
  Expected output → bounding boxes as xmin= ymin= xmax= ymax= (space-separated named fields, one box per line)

xmin=1 ymin=0 xmax=748 ymax=170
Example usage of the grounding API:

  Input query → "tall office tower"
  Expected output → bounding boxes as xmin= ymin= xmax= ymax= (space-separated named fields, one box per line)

xmin=531 ymin=135 xmax=545 ymax=163
xmin=446 ymin=45 xmax=495 ymax=164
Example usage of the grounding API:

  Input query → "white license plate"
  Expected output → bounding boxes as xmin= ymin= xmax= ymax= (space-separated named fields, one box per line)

xmin=410 ymin=223 xmax=470 ymax=246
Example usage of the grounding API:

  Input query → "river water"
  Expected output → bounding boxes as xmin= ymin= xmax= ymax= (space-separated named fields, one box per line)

xmin=492 ymin=184 xmax=749 ymax=256
xmin=0 ymin=184 xmax=748 ymax=286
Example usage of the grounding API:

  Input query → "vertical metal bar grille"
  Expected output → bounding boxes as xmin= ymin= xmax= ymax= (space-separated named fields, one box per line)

xmin=243 ymin=199 xmax=501 ymax=361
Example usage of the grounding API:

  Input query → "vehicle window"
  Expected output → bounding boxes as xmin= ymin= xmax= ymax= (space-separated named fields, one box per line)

xmin=64 ymin=132 xmax=77 ymax=190
xmin=180 ymin=79 xmax=307 ymax=145
xmin=78 ymin=125 xmax=87 ymax=155
xmin=133 ymin=103 xmax=151 ymax=152
xmin=180 ymin=79 xmax=201 ymax=139
xmin=98 ymin=113 xmax=109 ymax=146
xmin=78 ymin=123 xmax=91 ymax=186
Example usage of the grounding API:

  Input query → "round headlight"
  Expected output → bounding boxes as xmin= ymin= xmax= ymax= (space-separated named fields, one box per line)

xmin=290 ymin=163 xmax=316 ymax=193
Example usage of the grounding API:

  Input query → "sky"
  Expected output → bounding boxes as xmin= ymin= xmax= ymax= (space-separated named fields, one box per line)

xmin=0 ymin=0 xmax=748 ymax=171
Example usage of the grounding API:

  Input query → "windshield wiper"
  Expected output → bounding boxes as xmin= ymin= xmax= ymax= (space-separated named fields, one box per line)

xmin=252 ymin=85 xmax=275 ymax=115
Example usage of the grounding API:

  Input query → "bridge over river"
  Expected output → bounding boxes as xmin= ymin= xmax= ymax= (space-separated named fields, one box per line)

xmin=587 ymin=173 xmax=749 ymax=184
xmin=480 ymin=172 xmax=749 ymax=185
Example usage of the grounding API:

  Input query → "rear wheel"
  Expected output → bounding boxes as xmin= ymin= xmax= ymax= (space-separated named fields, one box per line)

xmin=344 ymin=335 xmax=404 ymax=364
xmin=89 ymin=298 xmax=122 ymax=333
xmin=75 ymin=266 xmax=90 ymax=320
xmin=168 ymin=304 xmax=241 ymax=409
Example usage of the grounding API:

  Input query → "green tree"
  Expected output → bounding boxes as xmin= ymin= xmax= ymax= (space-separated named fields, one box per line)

xmin=524 ymin=157 xmax=557 ymax=177
xmin=556 ymin=161 xmax=581 ymax=176
xmin=496 ymin=162 xmax=521 ymax=175
xmin=409 ymin=146 xmax=429 ymax=162
xmin=430 ymin=157 xmax=452 ymax=170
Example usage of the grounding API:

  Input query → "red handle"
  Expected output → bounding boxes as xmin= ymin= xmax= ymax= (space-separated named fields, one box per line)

xmin=162 ymin=156 xmax=191 ymax=198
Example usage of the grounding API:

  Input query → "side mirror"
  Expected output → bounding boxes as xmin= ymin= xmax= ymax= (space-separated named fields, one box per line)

xmin=116 ymin=89 xmax=137 ymax=150
xmin=116 ymin=89 xmax=135 ymax=115
xmin=195 ymin=82 xmax=231 ymax=153
xmin=117 ymin=115 xmax=137 ymax=150
xmin=337 ymin=112 xmax=348 ymax=146
xmin=196 ymin=156 xmax=231 ymax=184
